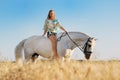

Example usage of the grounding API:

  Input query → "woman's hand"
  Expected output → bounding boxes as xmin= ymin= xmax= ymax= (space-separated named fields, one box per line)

xmin=42 ymin=34 xmax=45 ymax=36
xmin=42 ymin=29 xmax=47 ymax=36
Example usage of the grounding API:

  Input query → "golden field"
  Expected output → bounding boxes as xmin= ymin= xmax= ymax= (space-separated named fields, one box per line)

xmin=0 ymin=60 xmax=120 ymax=80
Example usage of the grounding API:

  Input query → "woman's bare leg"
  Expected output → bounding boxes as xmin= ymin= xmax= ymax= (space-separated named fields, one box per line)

xmin=49 ymin=35 xmax=58 ymax=59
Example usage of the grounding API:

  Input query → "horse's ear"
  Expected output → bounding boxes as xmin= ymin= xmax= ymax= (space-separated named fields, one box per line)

xmin=94 ymin=38 xmax=98 ymax=41
xmin=91 ymin=37 xmax=98 ymax=41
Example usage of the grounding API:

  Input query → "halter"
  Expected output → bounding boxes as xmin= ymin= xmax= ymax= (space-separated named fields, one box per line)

xmin=57 ymin=32 xmax=90 ymax=53
xmin=82 ymin=37 xmax=91 ymax=53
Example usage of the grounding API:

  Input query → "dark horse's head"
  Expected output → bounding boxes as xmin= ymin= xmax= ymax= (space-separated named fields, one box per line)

xmin=83 ymin=37 xmax=96 ymax=60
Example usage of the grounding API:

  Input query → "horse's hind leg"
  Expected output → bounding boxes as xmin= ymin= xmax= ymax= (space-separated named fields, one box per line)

xmin=31 ymin=53 xmax=39 ymax=62
xmin=24 ymin=48 xmax=34 ymax=63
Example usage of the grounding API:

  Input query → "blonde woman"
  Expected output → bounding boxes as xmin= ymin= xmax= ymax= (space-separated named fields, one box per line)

xmin=42 ymin=10 xmax=67 ymax=59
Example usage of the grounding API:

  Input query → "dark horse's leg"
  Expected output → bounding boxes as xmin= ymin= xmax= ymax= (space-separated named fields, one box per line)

xmin=31 ymin=53 xmax=39 ymax=62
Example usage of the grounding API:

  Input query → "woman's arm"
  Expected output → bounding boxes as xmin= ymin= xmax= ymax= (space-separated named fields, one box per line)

xmin=60 ymin=26 xmax=67 ymax=32
xmin=42 ymin=29 xmax=47 ymax=36
xmin=42 ymin=19 xmax=48 ymax=36
xmin=57 ymin=23 xmax=67 ymax=32
xmin=56 ymin=20 xmax=67 ymax=32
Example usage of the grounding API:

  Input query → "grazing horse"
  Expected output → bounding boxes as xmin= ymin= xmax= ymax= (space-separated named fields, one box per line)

xmin=15 ymin=32 xmax=96 ymax=62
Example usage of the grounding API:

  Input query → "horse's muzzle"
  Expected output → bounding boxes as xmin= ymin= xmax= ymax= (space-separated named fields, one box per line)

xmin=84 ymin=51 xmax=92 ymax=60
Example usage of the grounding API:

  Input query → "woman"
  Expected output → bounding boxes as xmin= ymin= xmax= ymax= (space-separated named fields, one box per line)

xmin=42 ymin=10 xmax=67 ymax=59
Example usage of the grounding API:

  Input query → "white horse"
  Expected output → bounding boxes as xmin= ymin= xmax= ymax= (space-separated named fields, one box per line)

xmin=15 ymin=32 xmax=96 ymax=62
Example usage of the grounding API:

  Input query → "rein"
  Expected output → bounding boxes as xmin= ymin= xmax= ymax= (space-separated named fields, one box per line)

xmin=57 ymin=32 xmax=90 ymax=53
xmin=66 ymin=32 xmax=84 ymax=52
xmin=57 ymin=32 xmax=67 ymax=41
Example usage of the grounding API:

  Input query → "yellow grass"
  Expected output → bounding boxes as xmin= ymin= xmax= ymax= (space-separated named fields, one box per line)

xmin=0 ymin=60 xmax=120 ymax=80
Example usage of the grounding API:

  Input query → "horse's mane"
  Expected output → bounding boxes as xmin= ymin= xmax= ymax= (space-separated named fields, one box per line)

xmin=27 ymin=31 xmax=89 ymax=40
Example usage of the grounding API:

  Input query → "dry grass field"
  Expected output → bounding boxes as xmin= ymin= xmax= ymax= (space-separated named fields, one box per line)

xmin=0 ymin=60 xmax=120 ymax=80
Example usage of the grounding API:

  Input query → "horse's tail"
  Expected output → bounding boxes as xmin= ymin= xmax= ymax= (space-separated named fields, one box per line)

xmin=15 ymin=39 xmax=27 ymax=62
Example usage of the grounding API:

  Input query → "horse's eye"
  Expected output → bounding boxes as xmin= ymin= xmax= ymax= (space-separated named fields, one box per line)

xmin=88 ymin=45 xmax=91 ymax=47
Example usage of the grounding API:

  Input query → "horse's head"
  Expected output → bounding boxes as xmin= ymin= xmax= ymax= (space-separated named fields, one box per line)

xmin=83 ymin=37 xmax=96 ymax=60
xmin=58 ymin=32 xmax=96 ymax=60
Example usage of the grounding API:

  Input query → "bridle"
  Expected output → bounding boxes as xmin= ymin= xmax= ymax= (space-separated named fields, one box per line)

xmin=57 ymin=32 xmax=91 ymax=53
xmin=82 ymin=37 xmax=91 ymax=53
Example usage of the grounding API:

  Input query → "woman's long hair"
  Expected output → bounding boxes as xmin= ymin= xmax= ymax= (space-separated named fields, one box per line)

xmin=47 ymin=10 xmax=55 ymax=19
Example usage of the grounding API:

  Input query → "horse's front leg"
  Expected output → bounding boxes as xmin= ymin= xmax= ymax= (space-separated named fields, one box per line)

xmin=62 ymin=49 xmax=72 ymax=61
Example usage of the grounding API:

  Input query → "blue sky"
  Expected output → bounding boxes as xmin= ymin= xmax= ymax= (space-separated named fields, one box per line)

xmin=0 ymin=0 xmax=120 ymax=60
